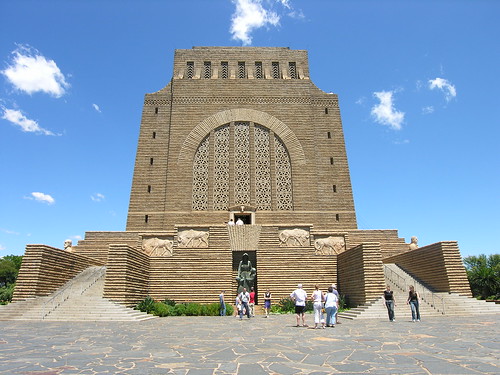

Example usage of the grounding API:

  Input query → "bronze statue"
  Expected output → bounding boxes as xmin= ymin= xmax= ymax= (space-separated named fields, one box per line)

xmin=236 ymin=253 xmax=256 ymax=294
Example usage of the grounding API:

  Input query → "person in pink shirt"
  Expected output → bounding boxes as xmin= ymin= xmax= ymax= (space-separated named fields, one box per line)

xmin=249 ymin=287 xmax=256 ymax=317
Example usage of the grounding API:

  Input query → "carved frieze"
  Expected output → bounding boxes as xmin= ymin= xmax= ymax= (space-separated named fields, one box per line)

xmin=278 ymin=228 xmax=310 ymax=247
xmin=142 ymin=237 xmax=174 ymax=257
xmin=314 ymin=236 xmax=345 ymax=255
xmin=177 ymin=229 xmax=209 ymax=248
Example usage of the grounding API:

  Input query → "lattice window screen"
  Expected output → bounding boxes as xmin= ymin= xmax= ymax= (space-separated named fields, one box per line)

xmin=255 ymin=62 xmax=263 ymax=79
xmin=274 ymin=135 xmax=293 ymax=210
xmin=213 ymin=125 xmax=230 ymax=210
xmin=234 ymin=122 xmax=250 ymax=204
xmin=220 ymin=62 xmax=228 ymax=79
xmin=289 ymin=62 xmax=297 ymax=79
xmin=238 ymin=62 xmax=246 ymax=79
xmin=254 ymin=125 xmax=272 ymax=210
xmin=192 ymin=122 xmax=293 ymax=211
xmin=186 ymin=61 xmax=194 ymax=79
xmin=272 ymin=62 xmax=280 ymax=79
xmin=192 ymin=135 xmax=209 ymax=210
xmin=203 ymin=61 xmax=211 ymax=79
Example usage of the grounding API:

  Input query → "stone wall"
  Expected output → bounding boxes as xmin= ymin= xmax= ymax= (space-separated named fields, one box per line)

xmin=337 ymin=242 xmax=385 ymax=307
xmin=383 ymin=241 xmax=472 ymax=296
xmin=126 ymin=47 xmax=357 ymax=232
xmin=103 ymin=244 xmax=150 ymax=306
xmin=13 ymin=245 xmax=104 ymax=301
xmin=75 ymin=231 xmax=141 ymax=263
xmin=346 ymin=229 xmax=407 ymax=259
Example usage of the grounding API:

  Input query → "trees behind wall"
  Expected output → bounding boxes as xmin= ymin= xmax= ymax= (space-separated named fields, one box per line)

xmin=463 ymin=254 xmax=500 ymax=300
xmin=0 ymin=255 xmax=23 ymax=304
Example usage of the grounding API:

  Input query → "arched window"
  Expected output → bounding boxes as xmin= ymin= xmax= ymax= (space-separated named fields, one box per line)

xmin=192 ymin=122 xmax=293 ymax=211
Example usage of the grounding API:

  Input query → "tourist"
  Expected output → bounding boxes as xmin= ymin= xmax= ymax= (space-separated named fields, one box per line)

xmin=236 ymin=218 xmax=244 ymax=225
xmin=324 ymin=286 xmax=339 ymax=327
xmin=238 ymin=287 xmax=251 ymax=319
xmin=263 ymin=289 xmax=272 ymax=317
xmin=331 ymin=283 xmax=341 ymax=324
xmin=310 ymin=284 xmax=326 ymax=329
xmin=235 ymin=295 xmax=242 ymax=318
xmin=407 ymin=285 xmax=421 ymax=322
xmin=290 ymin=284 xmax=308 ymax=327
xmin=249 ymin=287 xmax=256 ymax=317
xmin=219 ymin=290 xmax=226 ymax=316
xmin=383 ymin=285 xmax=396 ymax=322
xmin=227 ymin=218 xmax=235 ymax=226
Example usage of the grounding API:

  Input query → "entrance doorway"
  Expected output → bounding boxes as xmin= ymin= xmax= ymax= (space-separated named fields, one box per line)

xmin=234 ymin=214 xmax=252 ymax=224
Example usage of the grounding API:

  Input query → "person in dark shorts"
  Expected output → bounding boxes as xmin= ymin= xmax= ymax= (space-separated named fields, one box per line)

xmin=290 ymin=284 xmax=308 ymax=326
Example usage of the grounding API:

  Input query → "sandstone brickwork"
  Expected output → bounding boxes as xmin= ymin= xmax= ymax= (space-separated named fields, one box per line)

xmin=13 ymin=245 xmax=104 ymax=301
xmin=337 ymin=242 xmax=385 ymax=307
xmin=383 ymin=241 xmax=472 ymax=297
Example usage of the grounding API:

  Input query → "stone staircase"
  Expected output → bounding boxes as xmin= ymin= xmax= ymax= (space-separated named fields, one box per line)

xmin=0 ymin=266 xmax=155 ymax=321
xmin=338 ymin=263 xmax=500 ymax=320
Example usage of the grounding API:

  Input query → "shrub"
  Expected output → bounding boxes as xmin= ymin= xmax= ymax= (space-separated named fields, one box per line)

xmin=135 ymin=297 xmax=235 ymax=317
xmin=163 ymin=298 xmax=176 ymax=307
xmin=0 ymin=284 xmax=15 ymax=303
xmin=135 ymin=296 xmax=156 ymax=313
xmin=173 ymin=303 xmax=187 ymax=316
xmin=185 ymin=302 xmax=202 ymax=316
xmin=153 ymin=302 xmax=172 ymax=317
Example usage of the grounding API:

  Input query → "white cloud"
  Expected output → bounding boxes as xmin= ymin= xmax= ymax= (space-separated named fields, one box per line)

xmin=1 ymin=107 xmax=56 ymax=135
xmin=422 ymin=106 xmax=434 ymax=115
xmin=1 ymin=44 xmax=69 ymax=97
xmin=371 ymin=91 xmax=405 ymax=130
xmin=0 ymin=228 xmax=20 ymax=235
xmin=29 ymin=192 xmax=55 ymax=204
xmin=428 ymin=77 xmax=456 ymax=102
xmin=0 ymin=244 xmax=5 ymax=251
xmin=230 ymin=0 xmax=281 ymax=45
xmin=92 ymin=103 xmax=101 ymax=113
xmin=91 ymin=193 xmax=105 ymax=202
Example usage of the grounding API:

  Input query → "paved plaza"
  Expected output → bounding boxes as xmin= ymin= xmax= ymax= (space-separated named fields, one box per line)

xmin=0 ymin=313 xmax=499 ymax=375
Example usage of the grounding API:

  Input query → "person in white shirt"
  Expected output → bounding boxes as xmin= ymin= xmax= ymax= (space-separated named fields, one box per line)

xmin=290 ymin=284 xmax=308 ymax=327
xmin=324 ymin=286 xmax=339 ymax=327
xmin=310 ymin=284 xmax=326 ymax=329
xmin=227 ymin=219 xmax=235 ymax=226
xmin=236 ymin=218 xmax=244 ymax=225
xmin=238 ymin=287 xmax=251 ymax=319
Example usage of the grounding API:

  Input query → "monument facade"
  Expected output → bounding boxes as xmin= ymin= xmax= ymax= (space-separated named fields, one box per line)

xmin=13 ymin=47 xmax=472 ymax=308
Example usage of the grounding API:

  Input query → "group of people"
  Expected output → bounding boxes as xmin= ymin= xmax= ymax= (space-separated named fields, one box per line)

xmin=290 ymin=283 xmax=340 ymax=329
xmin=227 ymin=218 xmax=244 ymax=226
xmin=383 ymin=285 xmax=421 ymax=322
xmin=220 ymin=287 xmax=272 ymax=319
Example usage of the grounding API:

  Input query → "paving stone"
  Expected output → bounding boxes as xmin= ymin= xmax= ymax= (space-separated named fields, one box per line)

xmin=0 ymin=314 xmax=498 ymax=374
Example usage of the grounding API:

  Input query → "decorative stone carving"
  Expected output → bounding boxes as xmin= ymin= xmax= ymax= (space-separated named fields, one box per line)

xmin=408 ymin=236 xmax=419 ymax=250
xmin=314 ymin=236 xmax=345 ymax=255
xmin=278 ymin=228 xmax=309 ymax=247
xmin=63 ymin=239 xmax=73 ymax=252
xmin=178 ymin=229 xmax=209 ymax=248
xmin=142 ymin=237 xmax=173 ymax=257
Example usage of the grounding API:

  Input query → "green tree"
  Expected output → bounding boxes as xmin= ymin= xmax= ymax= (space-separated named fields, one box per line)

xmin=0 ymin=255 xmax=23 ymax=303
xmin=463 ymin=254 xmax=500 ymax=299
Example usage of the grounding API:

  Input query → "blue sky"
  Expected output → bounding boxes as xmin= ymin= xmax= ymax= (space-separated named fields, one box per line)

xmin=0 ymin=0 xmax=498 ymax=258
